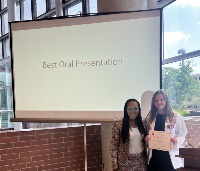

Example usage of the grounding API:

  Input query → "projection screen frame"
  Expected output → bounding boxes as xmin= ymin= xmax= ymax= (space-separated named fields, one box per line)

xmin=10 ymin=9 xmax=163 ymax=123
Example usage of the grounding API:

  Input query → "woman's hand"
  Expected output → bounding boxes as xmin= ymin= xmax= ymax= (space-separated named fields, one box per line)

xmin=171 ymin=138 xmax=178 ymax=145
xmin=145 ymin=135 xmax=149 ymax=143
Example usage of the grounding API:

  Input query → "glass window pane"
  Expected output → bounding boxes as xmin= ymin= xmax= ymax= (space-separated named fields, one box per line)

xmin=68 ymin=3 xmax=82 ymax=15
xmin=0 ymin=88 xmax=7 ymax=109
xmin=0 ymin=111 xmax=14 ymax=128
xmin=2 ymin=12 xmax=8 ymax=35
xmin=1 ymin=0 xmax=7 ymax=9
xmin=162 ymin=56 xmax=200 ymax=111
xmin=89 ymin=0 xmax=97 ymax=13
xmin=163 ymin=0 xmax=200 ymax=59
xmin=5 ymin=38 xmax=10 ymax=57
xmin=24 ymin=0 xmax=32 ymax=20
xmin=0 ymin=67 xmax=5 ymax=88
xmin=16 ymin=2 xmax=21 ymax=21
xmin=36 ymin=0 xmax=46 ymax=17
xmin=49 ymin=0 xmax=55 ymax=10
xmin=0 ymin=62 xmax=14 ymax=128
xmin=46 ymin=12 xmax=56 ymax=18
xmin=0 ymin=41 xmax=2 ymax=59
xmin=0 ymin=17 xmax=1 ymax=37
xmin=0 ymin=63 xmax=12 ymax=106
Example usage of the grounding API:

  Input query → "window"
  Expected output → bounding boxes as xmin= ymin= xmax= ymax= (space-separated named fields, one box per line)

xmin=89 ymin=0 xmax=97 ymax=13
xmin=163 ymin=0 xmax=200 ymax=59
xmin=0 ymin=42 xmax=2 ymax=59
xmin=163 ymin=0 xmax=200 ymax=114
xmin=2 ymin=12 xmax=8 ymax=34
xmin=68 ymin=2 xmax=82 ymax=15
xmin=16 ymin=1 xmax=21 ymax=21
xmin=0 ymin=0 xmax=9 ymax=60
xmin=36 ymin=0 xmax=46 ymax=17
xmin=49 ymin=0 xmax=55 ymax=10
xmin=162 ymin=57 xmax=200 ymax=110
xmin=5 ymin=37 xmax=9 ymax=57
xmin=1 ymin=0 xmax=7 ymax=10
xmin=0 ymin=0 xmax=58 ymax=128
xmin=0 ymin=17 xmax=2 ymax=37
xmin=63 ymin=0 xmax=98 ymax=16
xmin=24 ymin=0 xmax=32 ymax=20
xmin=0 ymin=62 xmax=14 ymax=128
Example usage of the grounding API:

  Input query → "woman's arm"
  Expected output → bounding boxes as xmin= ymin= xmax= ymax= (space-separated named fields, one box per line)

xmin=143 ymin=115 xmax=150 ymax=144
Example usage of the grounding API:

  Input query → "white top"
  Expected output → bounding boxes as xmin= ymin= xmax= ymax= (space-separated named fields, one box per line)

xmin=129 ymin=127 xmax=143 ymax=154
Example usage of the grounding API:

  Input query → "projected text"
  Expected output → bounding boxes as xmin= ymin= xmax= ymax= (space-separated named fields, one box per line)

xmin=42 ymin=58 xmax=123 ymax=68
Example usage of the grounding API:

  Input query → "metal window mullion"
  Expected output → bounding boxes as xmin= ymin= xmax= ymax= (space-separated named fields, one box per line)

xmin=86 ymin=0 xmax=89 ymax=13
xmin=0 ymin=33 xmax=8 ymax=41
xmin=162 ymin=50 xmax=200 ymax=65
xmin=0 ymin=7 xmax=7 ymax=15
xmin=62 ymin=0 xmax=80 ymax=8
xmin=44 ymin=0 xmax=48 ymax=14
xmin=62 ymin=0 xmax=66 ymax=16
xmin=62 ymin=0 xmax=70 ymax=16
xmin=36 ymin=0 xmax=56 ymax=19
xmin=19 ymin=0 xmax=24 ymax=20
xmin=63 ymin=0 xmax=82 ymax=16
xmin=14 ymin=1 xmax=20 ymax=21
xmin=0 ymin=34 xmax=10 ymax=59
xmin=17 ymin=1 xmax=22 ymax=21
xmin=36 ymin=8 xmax=55 ymax=19
xmin=82 ymin=0 xmax=89 ymax=14
xmin=0 ymin=0 xmax=2 ymax=10
xmin=55 ymin=0 xmax=63 ymax=17
xmin=46 ymin=0 xmax=49 ymax=11
xmin=0 ymin=13 xmax=2 ymax=36
xmin=63 ymin=5 xmax=67 ymax=16
xmin=2 ymin=38 xmax=6 ymax=58
xmin=46 ymin=0 xmax=50 ymax=11
xmin=0 ymin=40 xmax=3 ymax=59
xmin=31 ymin=0 xmax=37 ymax=20
xmin=1 ymin=11 xmax=6 ymax=35
xmin=62 ymin=0 xmax=75 ymax=16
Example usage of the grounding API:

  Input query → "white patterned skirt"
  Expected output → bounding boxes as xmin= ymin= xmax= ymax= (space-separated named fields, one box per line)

xmin=119 ymin=152 xmax=147 ymax=171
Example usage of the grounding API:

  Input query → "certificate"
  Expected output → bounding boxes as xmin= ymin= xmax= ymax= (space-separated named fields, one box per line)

xmin=149 ymin=130 xmax=172 ymax=151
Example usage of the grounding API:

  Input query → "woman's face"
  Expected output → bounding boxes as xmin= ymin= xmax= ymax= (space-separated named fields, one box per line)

xmin=154 ymin=93 xmax=166 ymax=113
xmin=127 ymin=101 xmax=139 ymax=120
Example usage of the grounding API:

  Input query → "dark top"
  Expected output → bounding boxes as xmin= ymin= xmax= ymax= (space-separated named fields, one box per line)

xmin=153 ymin=114 xmax=168 ymax=158
xmin=154 ymin=113 xmax=166 ymax=131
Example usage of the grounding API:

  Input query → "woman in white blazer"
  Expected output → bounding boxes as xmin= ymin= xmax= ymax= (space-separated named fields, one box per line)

xmin=145 ymin=90 xmax=187 ymax=171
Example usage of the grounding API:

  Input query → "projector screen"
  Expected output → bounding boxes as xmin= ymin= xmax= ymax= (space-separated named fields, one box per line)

xmin=10 ymin=10 xmax=162 ymax=122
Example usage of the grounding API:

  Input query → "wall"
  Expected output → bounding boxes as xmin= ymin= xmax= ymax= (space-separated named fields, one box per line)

xmin=184 ymin=117 xmax=200 ymax=147
xmin=101 ymin=117 xmax=200 ymax=171
xmin=0 ymin=119 xmax=199 ymax=171
xmin=0 ymin=125 xmax=102 ymax=171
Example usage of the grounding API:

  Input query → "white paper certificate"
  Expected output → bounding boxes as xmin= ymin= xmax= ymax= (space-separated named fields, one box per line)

xmin=149 ymin=130 xmax=172 ymax=151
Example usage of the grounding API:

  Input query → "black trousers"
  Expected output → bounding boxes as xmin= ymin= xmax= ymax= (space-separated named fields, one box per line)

xmin=147 ymin=150 xmax=177 ymax=171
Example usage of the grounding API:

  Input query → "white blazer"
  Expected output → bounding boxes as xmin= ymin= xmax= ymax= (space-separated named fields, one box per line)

xmin=146 ymin=113 xmax=188 ymax=169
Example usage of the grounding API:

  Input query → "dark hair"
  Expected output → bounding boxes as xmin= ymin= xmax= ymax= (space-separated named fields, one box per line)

xmin=121 ymin=98 xmax=147 ymax=144
xmin=149 ymin=89 xmax=174 ymax=123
